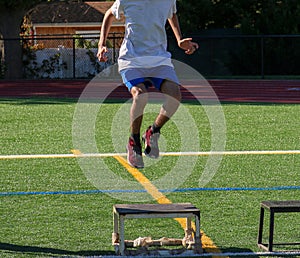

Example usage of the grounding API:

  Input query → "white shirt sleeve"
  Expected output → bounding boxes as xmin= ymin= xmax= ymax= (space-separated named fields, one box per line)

xmin=111 ymin=0 xmax=123 ymax=20
xmin=168 ymin=0 xmax=177 ymax=19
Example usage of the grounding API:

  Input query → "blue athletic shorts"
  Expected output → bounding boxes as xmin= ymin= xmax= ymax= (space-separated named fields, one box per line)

xmin=120 ymin=66 xmax=180 ymax=91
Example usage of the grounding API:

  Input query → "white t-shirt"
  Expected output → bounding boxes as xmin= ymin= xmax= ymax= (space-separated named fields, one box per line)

xmin=111 ymin=0 xmax=177 ymax=71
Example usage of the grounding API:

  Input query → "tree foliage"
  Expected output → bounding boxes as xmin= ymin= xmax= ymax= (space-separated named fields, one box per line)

xmin=174 ymin=0 xmax=300 ymax=76
xmin=177 ymin=0 xmax=300 ymax=35
xmin=0 ymin=0 xmax=58 ymax=79
xmin=0 ymin=0 xmax=41 ymax=10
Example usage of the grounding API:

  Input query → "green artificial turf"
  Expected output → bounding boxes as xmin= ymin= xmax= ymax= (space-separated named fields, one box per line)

xmin=0 ymin=98 xmax=299 ymax=257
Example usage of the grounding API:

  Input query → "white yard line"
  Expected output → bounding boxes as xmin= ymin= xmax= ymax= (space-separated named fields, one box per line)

xmin=0 ymin=150 xmax=300 ymax=160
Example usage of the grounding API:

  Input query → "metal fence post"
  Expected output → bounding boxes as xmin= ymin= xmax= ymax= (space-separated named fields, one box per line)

xmin=261 ymin=35 xmax=265 ymax=79
xmin=72 ymin=37 xmax=76 ymax=79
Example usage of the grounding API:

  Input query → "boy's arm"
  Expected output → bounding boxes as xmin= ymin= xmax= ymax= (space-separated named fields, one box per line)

xmin=97 ymin=8 xmax=115 ymax=62
xmin=168 ymin=13 xmax=199 ymax=55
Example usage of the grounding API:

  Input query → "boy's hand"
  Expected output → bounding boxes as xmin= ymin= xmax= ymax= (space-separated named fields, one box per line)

xmin=97 ymin=46 xmax=108 ymax=62
xmin=178 ymin=38 xmax=199 ymax=55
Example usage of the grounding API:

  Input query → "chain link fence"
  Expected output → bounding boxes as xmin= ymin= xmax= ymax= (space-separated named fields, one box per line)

xmin=22 ymin=33 xmax=122 ymax=79
xmin=10 ymin=33 xmax=300 ymax=79
xmin=169 ymin=34 xmax=300 ymax=78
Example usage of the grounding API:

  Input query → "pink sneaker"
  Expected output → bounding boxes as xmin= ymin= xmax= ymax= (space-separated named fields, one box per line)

xmin=142 ymin=126 xmax=160 ymax=159
xmin=126 ymin=137 xmax=144 ymax=168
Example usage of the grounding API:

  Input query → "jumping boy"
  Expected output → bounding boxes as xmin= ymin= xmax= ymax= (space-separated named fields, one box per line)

xmin=97 ymin=0 xmax=198 ymax=168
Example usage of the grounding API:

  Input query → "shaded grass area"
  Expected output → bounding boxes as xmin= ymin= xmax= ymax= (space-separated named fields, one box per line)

xmin=0 ymin=98 xmax=299 ymax=257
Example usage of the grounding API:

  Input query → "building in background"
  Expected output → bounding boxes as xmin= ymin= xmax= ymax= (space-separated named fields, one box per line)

xmin=22 ymin=1 xmax=124 ymax=78
xmin=29 ymin=1 xmax=124 ymax=48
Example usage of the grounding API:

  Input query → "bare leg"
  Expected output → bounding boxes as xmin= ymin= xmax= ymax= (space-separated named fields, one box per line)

xmin=141 ymin=80 xmax=181 ymax=159
xmin=130 ymin=83 xmax=148 ymax=135
xmin=126 ymin=83 xmax=148 ymax=168
xmin=154 ymin=80 xmax=181 ymax=127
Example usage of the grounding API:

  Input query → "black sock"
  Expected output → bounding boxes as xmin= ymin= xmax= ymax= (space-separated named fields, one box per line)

xmin=131 ymin=133 xmax=141 ymax=145
xmin=152 ymin=123 xmax=161 ymax=134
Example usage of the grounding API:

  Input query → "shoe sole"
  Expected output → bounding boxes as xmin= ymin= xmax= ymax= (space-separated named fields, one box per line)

xmin=142 ymin=137 xmax=159 ymax=159
xmin=127 ymin=158 xmax=144 ymax=168
xmin=126 ymin=147 xmax=144 ymax=168
xmin=144 ymin=150 xmax=159 ymax=159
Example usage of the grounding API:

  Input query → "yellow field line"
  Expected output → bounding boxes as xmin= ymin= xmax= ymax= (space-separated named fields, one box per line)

xmin=113 ymin=155 xmax=224 ymax=257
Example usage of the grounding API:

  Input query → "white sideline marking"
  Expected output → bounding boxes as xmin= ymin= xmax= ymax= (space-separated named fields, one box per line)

xmin=0 ymin=150 xmax=300 ymax=160
xmin=164 ymin=150 xmax=300 ymax=156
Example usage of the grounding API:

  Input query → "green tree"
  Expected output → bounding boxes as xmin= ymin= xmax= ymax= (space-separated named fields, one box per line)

xmin=177 ymin=0 xmax=300 ymax=35
xmin=0 ymin=0 xmax=58 ymax=79
xmin=176 ymin=0 xmax=214 ymax=34
xmin=175 ymin=0 xmax=300 ymax=76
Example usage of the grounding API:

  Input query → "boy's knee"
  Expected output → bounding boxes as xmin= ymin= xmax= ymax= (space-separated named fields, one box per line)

xmin=131 ymin=85 xmax=148 ymax=105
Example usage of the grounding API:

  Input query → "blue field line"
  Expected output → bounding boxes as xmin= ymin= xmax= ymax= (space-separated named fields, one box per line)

xmin=0 ymin=185 xmax=299 ymax=197
xmin=170 ymin=185 xmax=300 ymax=192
